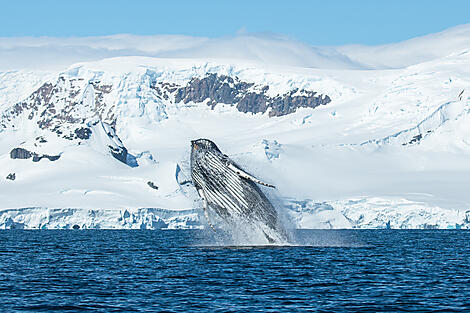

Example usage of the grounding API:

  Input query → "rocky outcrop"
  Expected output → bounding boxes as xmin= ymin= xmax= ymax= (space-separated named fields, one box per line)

xmin=74 ymin=127 xmax=92 ymax=140
xmin=10 ymin=148 xmax=32 ymax=159
xmin=173 ymin=74 xmax=331 ymax=116
xmin=1 ymin=76 xmax=112 ymax=139
xmin=6 ymin=173 xmax=15 ymax=181
xmin=147 ymin=181 xmax=159 ymax=190
xmin=10 ymin=147 xmax=60 ymax=162
xmin=1 ymin=72 xmax=330 ymax=173
xmin=2 ymin=72 xmax=330 ymax=148
xmin=109 ymin=145 xmax=127 ymax=164
xmin=100 ymin=122 xmax=133 ymax=166
xmin=32 ymin=154 xmax=61 ymax=162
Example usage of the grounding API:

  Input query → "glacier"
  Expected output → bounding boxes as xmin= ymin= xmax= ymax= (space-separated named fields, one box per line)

xmin=1 ymin=26 xmax=470 ymax=230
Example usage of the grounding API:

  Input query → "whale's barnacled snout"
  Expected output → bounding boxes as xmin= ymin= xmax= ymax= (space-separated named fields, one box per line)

xmin=191 ymin=138 xmax=218 ymax=151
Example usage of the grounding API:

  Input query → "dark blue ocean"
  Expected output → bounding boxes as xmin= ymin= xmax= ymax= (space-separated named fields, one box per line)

xmin=0 ymin=230 xmax=469 ymax=312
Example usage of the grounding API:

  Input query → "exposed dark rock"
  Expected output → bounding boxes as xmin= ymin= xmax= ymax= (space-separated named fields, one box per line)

xmin=6 ymin=173 xmax=15 ymax=181
xmin=152 ymin=81 xmax=179 ymax=101
xmin=172 ymin=74 xmax=331 ymax=116
xmin=109 ymin=145 xmax=128 ymax=164
xmin=74 ymin=127 xmax=92 ymax=140
xmin=1 ymin=77 xmax=116 ymax=140
xmin=10 ymin=147 xmax=60 ymax=162
xmin=236 ymin=92 xmax=267 ymax=114
xmin=268 ymin=89 xmax=331 ymax=117
xmin=72 ymin=224 xmax=80 ymax=229
xmin=32 ymin=154 xmax=61 ymax=162
xmin=92 ymin=83 xmax=113 ymax=123
xmin=2 ymin=73 xmax=329 ymax=158
xmin=402 ymin=134 xmax=423 ymax=146
xmin=10 ymin=148 xmax=32 ymax=159
xmin=103 ymin=123 xmax=137 ymax=167
xmin=2 ymin=73 xmax=331 ymax=172
xmin=36 ymin=136 xmax=47 ymax=143
xmin=147 ymin=181 xmax=159 ymax=190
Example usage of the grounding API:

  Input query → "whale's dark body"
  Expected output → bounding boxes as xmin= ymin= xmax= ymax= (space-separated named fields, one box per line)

xmin=190 ymin=139 xmax=288 ymax=243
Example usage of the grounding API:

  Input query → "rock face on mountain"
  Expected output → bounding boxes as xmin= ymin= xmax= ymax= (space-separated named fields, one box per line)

xmin=0 ymin=70 xmax=331 ymax=169
xmin=10 ymin=148 xmax=60 ymax=162
xmin=74 ymin=127 xmax=92 ymax=140
xmin=99 ymin=122 xmax=132 ymax=165
xmin=173 ymin=74 xmax=331 ymax=116
xmin=109 ymin=145 xmax=128 ymax=164
xmin=10 ymin=148 xmax=32 ymax=159
xmin=2 ymin=72 xmax=330 ymax=139
xmin=1 ymin=75 xmax=113 ymax=138
xmin=32 ymin=154 xmax=61 ymax=162
xmin=1 ymin=68 xmax=331 ymax=173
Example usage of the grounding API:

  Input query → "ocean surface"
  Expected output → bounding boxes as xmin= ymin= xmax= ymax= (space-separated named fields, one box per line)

xmin=0 ymin=230 xmax=469 ymax=312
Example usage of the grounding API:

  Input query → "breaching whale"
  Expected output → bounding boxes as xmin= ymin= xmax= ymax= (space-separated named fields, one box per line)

xmin=190 ymin=138 xmax=288 ymax=243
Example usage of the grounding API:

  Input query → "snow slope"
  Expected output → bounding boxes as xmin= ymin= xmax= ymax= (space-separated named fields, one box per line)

xmin=338 ymin=23 xmax=470 ymax=69
xmin=1 ymin=25 xmax=470 ymax=230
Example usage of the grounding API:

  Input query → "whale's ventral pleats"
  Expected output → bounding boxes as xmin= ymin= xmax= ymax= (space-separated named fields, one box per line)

xmin=190 ymin=138 xmax=288 ymax=243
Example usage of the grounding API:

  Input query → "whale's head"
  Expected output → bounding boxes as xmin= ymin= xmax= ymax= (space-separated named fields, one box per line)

xmin=191 ymin=138 xmax=221 ymax=152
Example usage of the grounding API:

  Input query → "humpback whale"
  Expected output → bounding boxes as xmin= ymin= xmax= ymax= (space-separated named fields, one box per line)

xmin=190 ymin=139 xmax=288 ymax=243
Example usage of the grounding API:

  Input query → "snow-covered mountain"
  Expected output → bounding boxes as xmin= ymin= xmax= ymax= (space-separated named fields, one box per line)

xmin=2 ymin=25 xmax=470 ymax=230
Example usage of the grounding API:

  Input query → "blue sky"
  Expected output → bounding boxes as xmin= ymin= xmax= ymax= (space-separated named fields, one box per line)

xmin=1 ymin=0 xmax=469 ymax=45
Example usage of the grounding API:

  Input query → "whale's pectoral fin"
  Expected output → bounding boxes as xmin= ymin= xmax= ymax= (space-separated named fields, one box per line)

xmin=227 ymin=163 xmax=276 ymax=189
xmin=197 ymin=188 xmax=216 ymax=232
